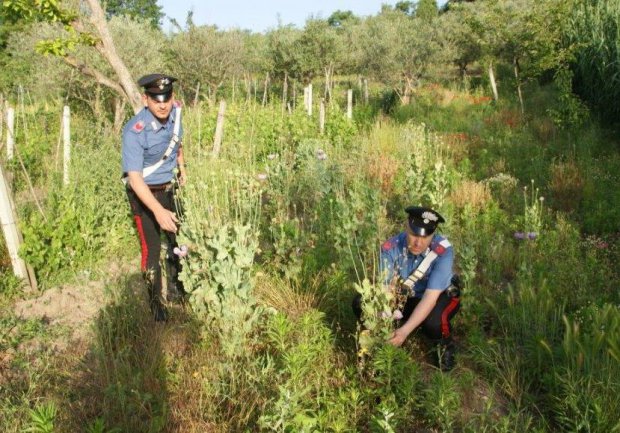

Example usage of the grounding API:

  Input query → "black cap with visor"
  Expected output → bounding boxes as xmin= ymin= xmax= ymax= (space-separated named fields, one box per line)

xmin=137 ymin=73 xmax=177 ymax=102
xmin=405 ymin=206 xmax=445 ymax=237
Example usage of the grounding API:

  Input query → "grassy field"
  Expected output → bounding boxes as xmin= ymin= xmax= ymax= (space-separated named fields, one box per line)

xmin=1 ymin=82 xmax=619 ymax=432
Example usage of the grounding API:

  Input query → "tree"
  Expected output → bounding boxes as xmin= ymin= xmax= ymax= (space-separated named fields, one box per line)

xmin=1 ymin=0 xmax=143 ymax=112
xmin=394 ymin=1 xmax=415 ymax=16
xmin=167 ymin=22 xmax=245 ymax=104
xmin=354 ymin=9 xmax=452 ymax=103
xmin=265 ymin=25 xmax=303 ymax=82
xmin=104 ymin=0 xmax=163 ymax=28
xmin=416 ymin=0 xmax=439 ymax=21
xmin=327 ymin=10 xmax=358 ymax=28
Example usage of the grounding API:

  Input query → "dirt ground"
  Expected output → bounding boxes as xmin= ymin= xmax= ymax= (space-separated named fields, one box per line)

xmin=11 ymin=260 xmax=135 ymax=351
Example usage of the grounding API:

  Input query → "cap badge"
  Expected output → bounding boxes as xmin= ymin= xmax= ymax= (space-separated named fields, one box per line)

xmin=157 ymin=78 xmax=170 ymax=89
xmin=422 ymin=211 xmax=438 ymax=222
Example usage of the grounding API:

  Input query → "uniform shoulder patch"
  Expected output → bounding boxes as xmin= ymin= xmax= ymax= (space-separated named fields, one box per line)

xmin=433 ymin=244 xmax=446 ymax=255
xmin=381 ymin=240 xmax=394 ymax=252
xmin=431 ymin=238 xmax=451 ymax=255
xmin=131 ymin=120 xmax=145 ymax=133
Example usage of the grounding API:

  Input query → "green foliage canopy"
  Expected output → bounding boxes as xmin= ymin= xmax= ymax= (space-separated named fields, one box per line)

xmin=104 ymin=0 xmax=163 ymax=28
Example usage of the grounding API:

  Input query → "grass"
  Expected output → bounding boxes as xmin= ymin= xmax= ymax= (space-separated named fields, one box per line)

xmin=1 ymin=80 xmax=620 ymax=432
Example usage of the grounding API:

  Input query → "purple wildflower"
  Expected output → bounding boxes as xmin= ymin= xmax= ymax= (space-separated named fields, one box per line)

xmin=514 ymin=232 xmax=526 ymax=240
xmin=596 ymin=241 xmax=609 ymax=249
xmin=527 ymin=232 xmax=538 ymax=240
xmin=174 ymin=245 xmax=188 ymax=258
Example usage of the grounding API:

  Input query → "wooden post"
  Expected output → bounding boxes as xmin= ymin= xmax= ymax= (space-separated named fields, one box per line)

xmin=281 ymin=73 xmax=288 ymax=117
xmin=261 ymin=73 xmax=269 ymax=107
xmin=6 ymin=107 xmax=14 ymax=160
xmin=212 ymin=100 xmax=226 ymax=157
xmin=63 ymin=106 xmax=71 ymax=186
xmin=363 ymin=79 xmax=369 ymax=105
xmin=193 ymin=82 xmax=201 ymax=106
xmin=232 ymin=75 xmax=236 ymax=104
xmin=307 ymin=83 xmax=313 ymax=116
xmin=0 ymin=162 xmax=37 ymax=290
xmin=319 ymin=99 xmax=325 ymax=135
xmin=347 ymin=89 xmax=353 ymax=120
xmin=303 ymin=86 xmax=308 ymax=112
xmin=0 ymin=97 xmax=3 ymax=148
xmin=489 ymin=62 xmax=499 ymax=102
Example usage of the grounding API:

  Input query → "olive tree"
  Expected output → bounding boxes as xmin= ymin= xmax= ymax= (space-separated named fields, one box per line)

xmin=6 ymin=15 xmax=166 ymax=126
xmin=354 ymin=9 xmax=453 ymax=103
xmin=166 ymin=23 xmax=245 ymax=104
xmin=1 ymin=0 xmax=144 ymax=112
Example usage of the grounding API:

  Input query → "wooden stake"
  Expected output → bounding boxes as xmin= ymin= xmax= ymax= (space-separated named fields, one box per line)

xmin=489 ymin=62 xmax=499 ymax=102
xmin=261 ymin=73 xmax=269 ymax=107
xmin=193 ymin=82 xmax=201 ymax=106
xmin=319 ymin=99 xmax=325 ymax=135
xmin=0 ymin=161 xmax=37 ymax=290
xmin=6 ymin=107 xmax=14 ymax=160
xmin=303 ymin=86 xmax=308 ymax=111
xmin=347 ymin=89 xmax=353 ymax=120
xmin=212 ymin=100 xmax=226 ymax=157
xmin=307 ymin=83 xmax=313 ymax=116
xmin=281 ymin=73 xmax=288 ymax=117
xmin=63 ymin=106 xmax=71 ymax=186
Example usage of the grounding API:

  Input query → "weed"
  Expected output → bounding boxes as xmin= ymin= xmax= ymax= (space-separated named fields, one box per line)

xmin=25 ymin=401 xmax=57 ymax=433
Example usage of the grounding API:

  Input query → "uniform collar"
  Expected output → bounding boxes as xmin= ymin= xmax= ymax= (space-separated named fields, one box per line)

xmin=142 ymin=107 xmax=175 ymax=131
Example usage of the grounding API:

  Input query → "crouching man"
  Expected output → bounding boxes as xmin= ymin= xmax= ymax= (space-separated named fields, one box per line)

xmin=354 ymin=206 xmax=461 ymax=370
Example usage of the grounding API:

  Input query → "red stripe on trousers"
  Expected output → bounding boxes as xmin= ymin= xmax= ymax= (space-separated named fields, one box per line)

xmin=441 ymin=297 xmax=460 ymax=338
xmin=134 ymin=215 xmax=148 ymax=271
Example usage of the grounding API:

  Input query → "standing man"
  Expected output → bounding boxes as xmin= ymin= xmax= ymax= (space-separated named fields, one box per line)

xmin=122 ymin=74 xmax=187 ymax=322
xmin=354 ymin=206 xmax=461 ymax=370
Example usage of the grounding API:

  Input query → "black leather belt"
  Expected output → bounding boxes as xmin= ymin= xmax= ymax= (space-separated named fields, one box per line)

xmin=147 ymin=182 xmax=172 ymax=191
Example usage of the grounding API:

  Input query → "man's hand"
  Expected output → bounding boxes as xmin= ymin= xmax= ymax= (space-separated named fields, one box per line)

xmin=388 ymin=327 xmax=410 ymax=347
xmin=154 ymin=208 xmax=178 ymax=233
xmin=128 ymin=171 xmax=178 ymax=233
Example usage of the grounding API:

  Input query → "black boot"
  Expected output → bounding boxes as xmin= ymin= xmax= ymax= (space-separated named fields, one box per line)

xmin=433 ymin=338 xmax=456 ymax=371
xmin=150 ymin=298 xmax=168 ymax=322
xmin=166 ymin=251 xmax=185 ymax=303
xmin=146 ymin=272 xmax=168 ymax=322
xmin=166 ymin=280 xmax=186 ymax=303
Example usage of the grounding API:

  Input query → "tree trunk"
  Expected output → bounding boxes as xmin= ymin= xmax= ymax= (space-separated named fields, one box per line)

xmin=324 ymin=63 xmax=333 ymax=102
xmin=402 ymin=76 xmax=414 ymax=105
xmin=83 ymin=0 xmax=142 ymax=113
xmin=113 ymin=97 xmax=127 ymax=134
xmin=514 ymin=57 xmax=524 ymax=115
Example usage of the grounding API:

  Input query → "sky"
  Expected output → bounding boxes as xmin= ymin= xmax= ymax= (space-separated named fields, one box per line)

xmin=158 ymin=0 xmax=449 ymax=33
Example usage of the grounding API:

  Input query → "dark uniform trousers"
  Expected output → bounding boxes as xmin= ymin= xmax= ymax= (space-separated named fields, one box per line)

xmin=126 ymin=185 xmax=182 ymax=312
xmin=353 ymin=291 xmax=460 ymax=340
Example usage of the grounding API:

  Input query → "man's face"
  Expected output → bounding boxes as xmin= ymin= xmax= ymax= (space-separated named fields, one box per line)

xmin=405 ymin=225 xmax=433 ymax=255
xmin=143 ymin=93 xmax=174 ymax=122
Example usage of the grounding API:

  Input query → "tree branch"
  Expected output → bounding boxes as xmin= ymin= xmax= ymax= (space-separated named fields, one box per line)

xmin=63 ymin=55 xmax=126 ymax=97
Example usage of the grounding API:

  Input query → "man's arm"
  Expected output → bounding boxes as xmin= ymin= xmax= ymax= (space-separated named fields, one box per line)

xmin=127 ymin=171 xmax=178 ymax=233
xmin=388 ymin=289 xmax=442 ymax=347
